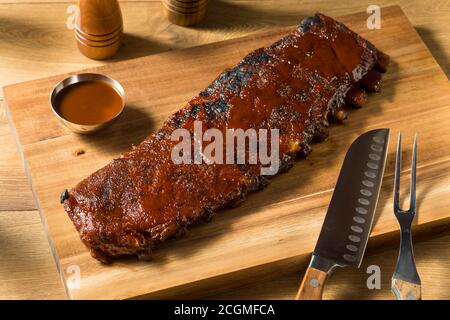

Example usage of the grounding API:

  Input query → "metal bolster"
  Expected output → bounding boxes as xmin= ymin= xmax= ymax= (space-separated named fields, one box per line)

xmin=309 ymin=254 xmax=340 ymax=275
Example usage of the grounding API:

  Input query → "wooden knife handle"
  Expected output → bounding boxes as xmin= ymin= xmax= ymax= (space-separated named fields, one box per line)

xmin=392 ymin=278 xmax=422 ymax=300
xmin=295 ymin=267 xmax=328 ymax=300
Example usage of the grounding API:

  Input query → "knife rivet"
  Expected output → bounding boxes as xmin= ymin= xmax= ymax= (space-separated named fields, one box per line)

xmin=349 ymin=235 xmax=361 ymax=242
xmin=407 ymin=292 xmax=416 ymax=300
xmin=309 ymin=278 xmax=320 ymax=288
xmin=358 ymin=198 xmax=370 ymax=205
xmin=351 ymin=225 xmax=363 ymax=233
xmin=356 ymin=207 xmax=368 ymax=214
xmin=369 ymin=153 xmax=381 ymax=161
xmin=346 ymin=244 xmax=358 ymax=252
xmin=360 ymin=189 xmax=372 ymax=196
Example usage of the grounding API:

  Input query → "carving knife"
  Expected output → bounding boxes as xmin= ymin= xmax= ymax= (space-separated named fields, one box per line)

xmin=295 ymin=128 xmax=390 ymax=300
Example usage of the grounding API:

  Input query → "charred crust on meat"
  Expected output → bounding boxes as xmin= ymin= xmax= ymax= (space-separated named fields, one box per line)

xmin=199 ymin=87 xmax=214 ymax=97
xmin=295 ymin=91 xmax=310 ymax=102
xmin=279 ymin=155 xmax=294 ymax=172
xmin=90 ymin=248 xmax=112 ymax=264
xmin=313 ymin=124 xmax=330 ymax=142
xmin=241 ymin=51 xmax=271 ymax=65
xmin=299 ymin=142 xmax=312 ymax=158
xmin=208 ymin=65 xmax=253 ymax=96
xmin=253 ymin=175 xmax=270 ymax=190
xmin=204 ymin=98 xmax=229 ymax=121
xmin=172 ymin=116 xmax=183 ymax=129
xmin=60 ymin=189 xmax=69 ymax=204
xmin=189 ymin=104 xmax=201 ymax=117
xmin=201 ymin=208 xmax=216 ymax=222
xmin=200 ymin=52 xmax=271 ymax=98
xmin=298 ymin=15 xmax=320 ymax=33
xmin=137 ymin=249 xmax=153 ymax=261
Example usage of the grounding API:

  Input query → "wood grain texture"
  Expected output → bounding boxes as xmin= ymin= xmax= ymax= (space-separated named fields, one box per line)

xmin=3 ymin=6 xmax=450 ymax=300
xmin=0 ymin=103 xmax=36 ymax=211
xmin=0 ymin=1 xmax=449 ymax=300
xmin=0 ymin=211 xmax=66 ymax=299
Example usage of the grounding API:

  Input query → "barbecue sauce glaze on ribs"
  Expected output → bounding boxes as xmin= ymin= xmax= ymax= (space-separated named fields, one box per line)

xmin=62 ymin=13 xmax=389 ymax=262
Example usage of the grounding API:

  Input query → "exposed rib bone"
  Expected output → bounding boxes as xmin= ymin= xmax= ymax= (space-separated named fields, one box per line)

xmin=360 ymin=70 xmax=382 ymax=92
xmin=345 ymin=87 xmax=367 ymax=108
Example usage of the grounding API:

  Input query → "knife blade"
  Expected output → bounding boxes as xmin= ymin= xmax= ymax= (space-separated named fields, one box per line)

xmin=295 ymin=128 xmax=390 ymax=300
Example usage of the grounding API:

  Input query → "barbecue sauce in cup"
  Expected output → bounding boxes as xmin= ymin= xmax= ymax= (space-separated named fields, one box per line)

xmin=54 ymin=80 xmax=123 ymax=125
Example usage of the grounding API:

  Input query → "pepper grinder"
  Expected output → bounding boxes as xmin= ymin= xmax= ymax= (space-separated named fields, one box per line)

xmin=75 ymin=0 xmax=123 ymax=60
xmin=161 ymin=0 xmax=208 ymax=26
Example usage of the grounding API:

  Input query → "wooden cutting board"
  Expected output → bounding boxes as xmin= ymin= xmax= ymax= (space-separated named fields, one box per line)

xmin=3 ymin=6 xmax=450 ymax=300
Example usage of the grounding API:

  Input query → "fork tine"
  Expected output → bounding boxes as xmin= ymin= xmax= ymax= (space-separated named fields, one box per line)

xmin=409 ymin=133 xmax=418 ymax=212
xmin=394 ymin=132 xmax=402 ymax=212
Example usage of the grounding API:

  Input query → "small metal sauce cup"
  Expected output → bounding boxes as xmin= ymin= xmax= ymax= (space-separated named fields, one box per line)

xmin=50 ymin=73 xmax=126 ymax=134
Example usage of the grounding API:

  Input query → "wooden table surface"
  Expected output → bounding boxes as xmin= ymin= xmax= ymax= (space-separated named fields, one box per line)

xmin=0 ymin=0 xmax=449 ymax=300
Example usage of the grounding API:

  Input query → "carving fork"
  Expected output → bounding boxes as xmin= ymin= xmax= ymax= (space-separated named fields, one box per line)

xmin=391 ymin=133 xmax=421 ymax=300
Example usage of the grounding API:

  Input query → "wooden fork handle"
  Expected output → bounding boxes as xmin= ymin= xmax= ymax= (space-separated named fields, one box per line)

xmin=392 ymin=278 xmax=422 ymax=300
xmin=295 ymin=267 xmax=328 ymax=300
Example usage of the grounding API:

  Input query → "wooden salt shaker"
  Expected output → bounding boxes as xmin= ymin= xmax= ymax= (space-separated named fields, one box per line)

xmin=75 ymin=0 xmax=123 ymax=60
xmin=161 ymin=0 xmax=208 ymax=26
